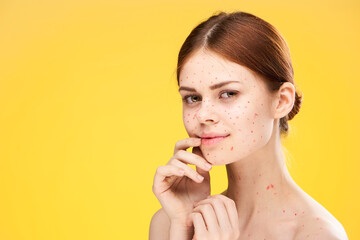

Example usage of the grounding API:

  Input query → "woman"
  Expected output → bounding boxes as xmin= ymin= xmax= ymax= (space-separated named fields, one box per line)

xmin=150 ymin=11 xmax=348 ymax=240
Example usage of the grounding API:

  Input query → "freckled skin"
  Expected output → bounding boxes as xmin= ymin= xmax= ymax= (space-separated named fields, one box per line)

xmin=179 ymin=49 xmax=274 ymax=165
xmin=176 ymin=49 xmax=344 ymax=240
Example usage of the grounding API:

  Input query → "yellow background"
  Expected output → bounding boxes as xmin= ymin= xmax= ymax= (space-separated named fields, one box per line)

xmin=0 ymin=0 xmax=359 ymax=239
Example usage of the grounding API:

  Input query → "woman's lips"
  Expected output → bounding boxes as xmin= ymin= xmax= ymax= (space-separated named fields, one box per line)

xmin=201 ymin=135 xmax=229 ymax=146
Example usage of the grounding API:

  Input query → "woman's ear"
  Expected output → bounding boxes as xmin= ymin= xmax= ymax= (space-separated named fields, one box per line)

xmin=272 ymin=82 xmax=295 ymax=119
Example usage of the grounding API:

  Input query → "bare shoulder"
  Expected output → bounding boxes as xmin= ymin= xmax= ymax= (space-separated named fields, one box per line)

xmin=294 ymin=215 xmax=348 ymax=240
xmin=149 ymin=208 xmax=171 ymax=240
xmin=293 ymin=197 xmax=348 ymax=240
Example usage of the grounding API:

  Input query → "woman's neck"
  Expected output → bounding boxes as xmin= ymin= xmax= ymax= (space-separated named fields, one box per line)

xmin=224 ymin=127 xmax=297 ymax=228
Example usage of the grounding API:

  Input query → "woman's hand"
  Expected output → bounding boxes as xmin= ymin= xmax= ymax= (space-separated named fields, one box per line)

xmin=152 ymin=137 xmax=212 ymax=226
xmin=189 ymin=194 xmax=241 ymax=240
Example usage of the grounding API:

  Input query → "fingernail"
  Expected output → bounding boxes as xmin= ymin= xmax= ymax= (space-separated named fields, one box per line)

xmin=197 ymin=175 xmax=204 ymax=181
xmin=205 ymin=163 xmax=212 ymax=170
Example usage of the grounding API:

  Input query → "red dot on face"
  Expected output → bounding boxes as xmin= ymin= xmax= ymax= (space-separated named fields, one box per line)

xmin=187 ymin=121 xmax=189 ymax=123
xmin=230 ymin=146 xmax=234 ymax=151
xmin=283 ymin=210 xmax=285 ymax=213
xmin=295 ymin=213 xmax=297 ymax=216
xmin=261 ymin=103 xmax=263 ymax=106
xmin=253 ymin=139 xmax=256 ymax=143
xmin=266 ymin=186 xmax=270 ymax=190
xmin=270 ymin=184 xmax=274 ymax=188
xmin=252 ymin=122 xmax=255 ymax=124
xmin=248 ymin=101 xmax=250 ymax=103
xmin=251 ymin=131 xmax=253 ymax=133
xmin=207 ymin=153 xmax=210 ymax=156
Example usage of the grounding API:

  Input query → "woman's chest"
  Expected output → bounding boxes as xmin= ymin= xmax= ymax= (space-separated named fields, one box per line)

xmin=237 ymin=218 xmax=299 ymax=240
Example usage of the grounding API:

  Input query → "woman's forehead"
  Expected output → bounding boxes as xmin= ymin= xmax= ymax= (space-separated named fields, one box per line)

xmin=180 ymin=50 xmax=257 ymax=84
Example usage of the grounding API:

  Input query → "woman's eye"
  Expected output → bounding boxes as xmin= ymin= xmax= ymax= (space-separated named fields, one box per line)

xmin=220 ymin=91 xmax=238 ymax=99
xmin=182 ymin=95 xmax=201 ymax=104
xmin=182 ymin=91 xmax=238 ymax=105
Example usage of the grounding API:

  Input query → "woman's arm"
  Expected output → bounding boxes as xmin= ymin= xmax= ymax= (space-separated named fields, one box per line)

xmin=149 ymin=208 xmax=194 ymax=240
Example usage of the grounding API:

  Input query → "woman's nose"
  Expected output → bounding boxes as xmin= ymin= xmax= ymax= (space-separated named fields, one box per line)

xmin=195 ymin=98 xmax=219 ymax=124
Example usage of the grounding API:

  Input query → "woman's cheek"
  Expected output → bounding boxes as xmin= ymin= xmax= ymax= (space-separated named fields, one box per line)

xmin=199 ymin=105 xmax=271 ymax=165
xmin=183 ymin=111 xmax=198 ymax=135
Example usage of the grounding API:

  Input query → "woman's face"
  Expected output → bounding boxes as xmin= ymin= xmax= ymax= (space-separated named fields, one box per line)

xmin=179 ymin=49 xmax=276 ymax=165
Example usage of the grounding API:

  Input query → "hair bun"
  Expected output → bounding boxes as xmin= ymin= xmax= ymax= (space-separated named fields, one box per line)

xmin=287 ymin=91 xmax=303 ymax=121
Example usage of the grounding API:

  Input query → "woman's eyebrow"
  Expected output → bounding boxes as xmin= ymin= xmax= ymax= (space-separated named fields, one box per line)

xmin=178 ymin=80 xmax=241 ymax=92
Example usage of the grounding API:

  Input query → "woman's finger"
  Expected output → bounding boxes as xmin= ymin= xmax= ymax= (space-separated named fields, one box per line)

xmin=192 ymin=203 xmax=220 ymax=235
xmin=191 ymin=212 xmax=207 ymax=238
xmin=173 ymin=149 xmax=212 ymax=172
xmin=152 ymin=165 xmax=185 ymax=195
xmin=173 ymin=137 xmax=201 ymax=155
xmin=170 ymin=158 xmax=205 ymax=183
xmin=210 ymin=194 xmax=240 ymax=230
xmin=193 ymin=197 xmax=232 ymax=231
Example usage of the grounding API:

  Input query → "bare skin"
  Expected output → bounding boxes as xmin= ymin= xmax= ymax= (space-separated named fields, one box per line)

xmin=151 ymin=48 xmax=348 ymax=240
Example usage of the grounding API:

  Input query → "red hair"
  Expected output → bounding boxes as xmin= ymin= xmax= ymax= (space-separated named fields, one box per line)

xmin=176 ymin=11 xmax=303 ymax=137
